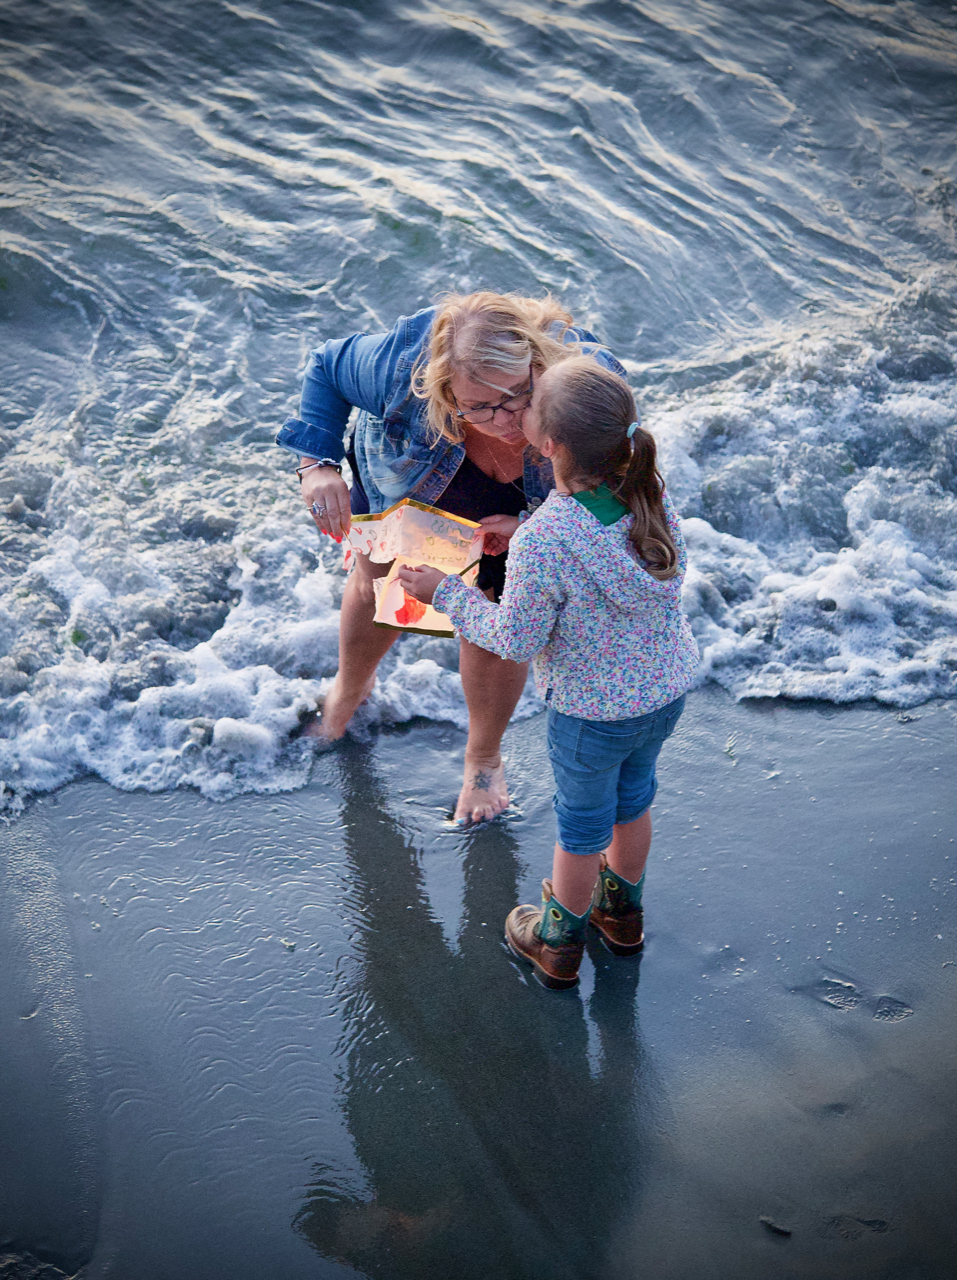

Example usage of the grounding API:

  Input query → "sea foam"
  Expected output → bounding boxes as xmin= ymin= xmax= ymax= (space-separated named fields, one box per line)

xmin=2 ymin=274 xmax=955 ymax=814
xmin=650 ymin=272 xmax=957 ymax=710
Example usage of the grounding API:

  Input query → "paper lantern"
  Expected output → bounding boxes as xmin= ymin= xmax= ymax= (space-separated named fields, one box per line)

xmin=342 ymin=499 xmax=484 ymax=636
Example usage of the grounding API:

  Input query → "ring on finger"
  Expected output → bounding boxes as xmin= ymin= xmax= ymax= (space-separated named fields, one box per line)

xmin=312 ymin=502 xmax=327 ymax=517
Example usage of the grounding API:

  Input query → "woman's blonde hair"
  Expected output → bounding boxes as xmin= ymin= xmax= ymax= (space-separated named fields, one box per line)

xmin=537 ymin=357 xmax=680 ymax=581
xmin=412 ymin=291 xmax=579 ymax=443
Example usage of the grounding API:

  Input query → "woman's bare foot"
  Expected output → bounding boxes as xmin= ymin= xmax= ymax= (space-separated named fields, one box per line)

xmin=304 ymin=673 xmax=376 ymax=740
xmin=454 ymin=754 xmax=510 ymax=824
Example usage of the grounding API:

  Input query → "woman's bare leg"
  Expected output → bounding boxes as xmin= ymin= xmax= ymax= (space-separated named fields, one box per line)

xmin=455 ymin=638 xmax=528 ymax=823
xmin=317 ymin=553 xmax=397 ymax=739
xmin=319 ymin=560 xmax=527 ymax=805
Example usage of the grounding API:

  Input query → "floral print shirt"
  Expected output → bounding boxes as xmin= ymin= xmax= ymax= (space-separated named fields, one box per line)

xmin=433 ymin=489 xmax=699 ymax=721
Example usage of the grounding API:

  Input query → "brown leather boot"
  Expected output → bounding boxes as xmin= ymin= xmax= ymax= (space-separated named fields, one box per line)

xmin=589 ymin=856 xmax=644 ymax=956
xmin=505 ymin=879 xmax=588 ymax=990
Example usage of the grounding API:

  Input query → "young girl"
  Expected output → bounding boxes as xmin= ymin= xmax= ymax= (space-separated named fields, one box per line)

xmin=398 ymin=356 xmax=699 ymax=989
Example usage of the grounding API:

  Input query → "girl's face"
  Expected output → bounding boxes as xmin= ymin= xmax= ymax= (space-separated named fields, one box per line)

xmin=520 ymin=371 xmax=553 ymax=454
xmin=519 ymin=376 xmax=550 ymax=453
xmin=520 ymin=367 xmax=574 ymax=490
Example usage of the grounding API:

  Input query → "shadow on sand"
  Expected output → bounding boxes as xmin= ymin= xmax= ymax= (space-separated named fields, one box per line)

xmin=295 ymin=739 xmax=664 ymax=1279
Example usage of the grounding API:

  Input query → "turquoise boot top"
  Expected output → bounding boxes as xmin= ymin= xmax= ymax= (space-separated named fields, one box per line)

xmin=593 ymin=864 xmax=645 ymax=917
xmin=536 ymin=880 xmax=590 ymax=948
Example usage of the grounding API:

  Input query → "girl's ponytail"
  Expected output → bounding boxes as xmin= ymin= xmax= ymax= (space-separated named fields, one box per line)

xmin=537 ymin=357 xmax=679 ymax=581
xmin=612 ymin=420 xmax=678 ymax=580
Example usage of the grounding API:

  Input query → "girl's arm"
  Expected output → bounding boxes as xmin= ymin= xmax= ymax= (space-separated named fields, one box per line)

xmin=430 ymin=530 xmax=564 ymax=663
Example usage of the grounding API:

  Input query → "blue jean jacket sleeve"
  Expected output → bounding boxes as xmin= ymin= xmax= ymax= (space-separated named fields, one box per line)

xmin=275 ymin=324 xmax=412 ymax=461
xmin=274 ymin=309 xmax=626 ymax=480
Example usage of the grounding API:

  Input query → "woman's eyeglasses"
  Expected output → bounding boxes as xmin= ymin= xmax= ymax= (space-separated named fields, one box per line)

xmin=452 ymin=370 xmax=534 ymax=425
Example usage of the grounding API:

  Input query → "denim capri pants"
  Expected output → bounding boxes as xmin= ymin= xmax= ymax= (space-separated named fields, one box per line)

xmin=547 ymin=695 xmax=686 ymax=856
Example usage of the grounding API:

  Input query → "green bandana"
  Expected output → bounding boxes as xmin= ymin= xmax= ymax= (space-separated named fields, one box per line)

xmin=571 ymin=483 xmax=629 ymax=526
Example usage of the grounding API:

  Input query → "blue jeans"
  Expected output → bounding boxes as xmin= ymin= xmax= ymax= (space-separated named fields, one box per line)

xmin=547 ymin=696 xmax=686 ymax=856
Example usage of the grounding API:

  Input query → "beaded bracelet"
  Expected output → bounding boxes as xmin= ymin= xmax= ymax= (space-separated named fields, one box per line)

xmin=296 ymin=459 xmax=342 ymax=483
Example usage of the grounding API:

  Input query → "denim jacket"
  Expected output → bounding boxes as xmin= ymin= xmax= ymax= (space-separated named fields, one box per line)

xmin=275 ymin=305 xmax=626 ymax=514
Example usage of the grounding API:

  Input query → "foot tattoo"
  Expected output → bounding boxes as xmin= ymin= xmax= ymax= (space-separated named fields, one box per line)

xmin=454 ymin=759 xmax=509 ymax=825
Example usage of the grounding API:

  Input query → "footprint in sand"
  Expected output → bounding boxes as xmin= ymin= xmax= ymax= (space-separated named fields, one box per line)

xmin=800 ymin=977 xmax=865 ymax=1010
xmin=797 ymin=977 xmax=913 ymax=1020
xmin=871 ymin=995 xmax=914 ymax=1022
xmin=821 ymin=1215 xmax=890 ymax=1240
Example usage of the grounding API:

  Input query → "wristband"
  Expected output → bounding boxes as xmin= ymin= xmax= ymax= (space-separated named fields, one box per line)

xmin=296 ymin=459 xmax=343 ymax=483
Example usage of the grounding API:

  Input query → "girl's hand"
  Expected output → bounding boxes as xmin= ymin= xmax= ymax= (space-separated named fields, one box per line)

xmin=478 ymin=513 xmax=521 ymax=556
xmin=397 ymin=564 xmax=447 ymax=605
xmin=300 ymin=464 xmax=352 ymax=540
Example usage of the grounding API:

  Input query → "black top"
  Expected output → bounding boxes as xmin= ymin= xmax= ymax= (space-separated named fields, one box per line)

xmin=348 ymin=449 xmax=525 ymax=602
xmin=430 ymin=456 xmax=525 ymax=601
xmin=435 ymin=454 xmax=526 ymax=521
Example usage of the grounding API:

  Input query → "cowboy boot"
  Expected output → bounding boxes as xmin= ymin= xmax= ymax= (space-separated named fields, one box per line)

xmin=589 ymin=855 xmax=645 ymax=956
xmin=505 ymin=879 xmax=588 ymax=990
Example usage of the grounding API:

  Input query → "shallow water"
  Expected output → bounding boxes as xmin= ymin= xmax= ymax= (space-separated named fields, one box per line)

xmin=1 ymin=0 xmax=956 ymax=809
xmin=2 ymin=688 xmax=955 ymax=1278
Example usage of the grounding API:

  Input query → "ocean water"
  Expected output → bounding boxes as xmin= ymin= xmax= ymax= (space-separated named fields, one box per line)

xmin=1 ymin=0 xmax=955 ymax=812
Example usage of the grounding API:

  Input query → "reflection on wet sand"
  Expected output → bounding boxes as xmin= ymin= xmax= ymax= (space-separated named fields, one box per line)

xmin=295 ymin=740 xmax=663 ymax=1279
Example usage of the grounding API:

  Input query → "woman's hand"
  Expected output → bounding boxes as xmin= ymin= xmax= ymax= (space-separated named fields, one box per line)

xmin=397 ymin=563 xmax=447 ymax=605
xmin=300 ymin=463 xmax=352 ymax=540
xmin=478 ymin=513 xmax=521 ymax=556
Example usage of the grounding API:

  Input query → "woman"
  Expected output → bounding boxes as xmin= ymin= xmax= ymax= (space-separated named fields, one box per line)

xmin=277 ymin=291 xmax=624 ymax=823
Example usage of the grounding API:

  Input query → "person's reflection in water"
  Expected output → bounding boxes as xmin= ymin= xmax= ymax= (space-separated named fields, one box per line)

xmin=295 ymin=738 xmax=663 ymax=1280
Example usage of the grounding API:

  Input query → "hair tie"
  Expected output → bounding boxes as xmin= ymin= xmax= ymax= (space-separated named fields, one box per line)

xmin=626 ymin=421 xmax=639 ymax=439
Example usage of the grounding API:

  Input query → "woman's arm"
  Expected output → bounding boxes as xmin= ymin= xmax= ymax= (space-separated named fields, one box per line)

xmin=276 ymin=325 xmax=414 ymax=463
xmin=277 ymin=318 xmax=425 ymax=538
xmin=298 ymin=460 xmax=352 ymax=540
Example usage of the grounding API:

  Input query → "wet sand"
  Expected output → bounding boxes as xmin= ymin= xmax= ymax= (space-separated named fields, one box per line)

xmin=1 ymin=687 xmax=955 ymax=1280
